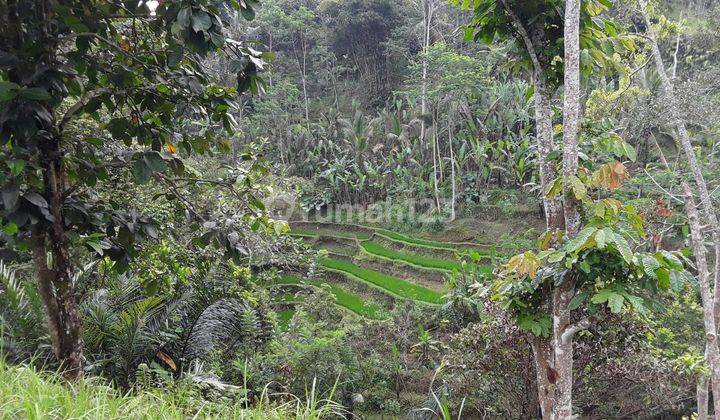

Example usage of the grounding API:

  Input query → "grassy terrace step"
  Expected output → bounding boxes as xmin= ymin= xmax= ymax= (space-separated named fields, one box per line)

xmin=289 ymin=221 xmax=373 ymax=240
xmin=312 ymin=237 xmax=358 ymax=257
xmin=291 ymin=222 xmax=501 ymax=257
xmin=360 ymin=240 xmax=463 ymax=272
xmin=356 ymin=257 xmax=447 ymax=292
xmin=375 ymin=228 xmax=456 ymax=250
xmin=375 ymin=229 xmax=501 ymax=258
xmin=278 ymin=275 xmax=384 ymax=319
xmin=290 ymin=228 xmax=370 ymax=241
xmin=319 ymin=257 xmax=444 ymax=304
xmin=277 ymin=309 xmax=295 ymax=328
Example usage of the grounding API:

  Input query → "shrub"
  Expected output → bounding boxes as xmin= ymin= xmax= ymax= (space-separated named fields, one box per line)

xmin=246 ymin=311 xmax=361 ymax=400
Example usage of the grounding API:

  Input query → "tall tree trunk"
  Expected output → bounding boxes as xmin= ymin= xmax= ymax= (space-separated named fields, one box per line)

xmin=432 ymin=111 xmax=441 ymax=213
xmin=499 ymin=3 xmax=565 ymax=417
xmin=420 ymin=0 xmax=434 ymax=148
xmin=551 ymin=3 xmax=582 ymax=417
xmin=301 ymin=35 xmax=310 ymax=128
xmin=640 ymin=0 xmax=720 ymax=317
xmin=641 ymin=3 xmax=720 ymax=414
xmin=498 ymin=0 xmax=565 ymax=228
xmin=449 ymin=111 xmax=457 ymax=221
xmin=12 ymin=3 xmax=85 ymax=377
xmin=292 ymin=31 xmax=310 ymax=131
xmin=533 ymin=78 xmax=564 ymax=231
xmin=683 ymin=181 xmax=720 ymax=418
xmin=561 ymin=0 xmax=581 ymax=239
xmin=33 ymin=139 xmax=84 ymax=379
xmin=530 ymin=337 xmax=554 ymax=419
xmin=268 ymin=34 xmax=274 ymax=88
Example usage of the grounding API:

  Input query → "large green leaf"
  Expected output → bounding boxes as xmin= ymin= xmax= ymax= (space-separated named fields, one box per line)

xmin=20 ymin=87 xmax=51 ymax=101
xmin=568 ymin=291 xmax=589 ymax=310
xmin=191 ymin=11 xmax=212 ymax=32
xmin=143 ymin=152 xmax=167 ymax=173
xmin=591 ymin=289 xmax=624 ymax=313
xmin=132 ymin=159 xmax=152 ymax=184
xmin=0 ymin=81 xmax=20 ymax=101
xmin=612 ymin=234 xmax=633 ymax=264
xmin=656 ymin=268 xmax=671 ymax=290
xmin=641 ymin=254 xmax=660 ymax=279
xmin=565 ymin=226 xmax=597 ymax=253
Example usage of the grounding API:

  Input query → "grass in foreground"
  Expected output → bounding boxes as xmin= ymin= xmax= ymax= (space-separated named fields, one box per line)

xmin=280 ymin=275 xmax=383 ymax=319
xmin=319 ymin=257 xmax=443 ymax=304
xmin=0 ymin=358 xmax=345 ymax=419
xmin=360 ymin=241 xmax=463 ymax=271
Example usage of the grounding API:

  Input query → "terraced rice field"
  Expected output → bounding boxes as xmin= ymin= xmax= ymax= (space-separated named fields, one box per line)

xmin=277 ymin=275 xmax=384 ymax=319
xmin=319 ymin=257 xmax=444 ymax=304
xmin=360 ymin=241 xmax=463 ymax=271
xmin=266 ymin=221 xmax=498 ymax=322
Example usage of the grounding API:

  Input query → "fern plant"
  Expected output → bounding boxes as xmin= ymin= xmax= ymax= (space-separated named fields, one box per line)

xmin=82 ymin=276 xmax=174 ymax=387
xmin=0 ymin=261 xmax=49 ymax=363
xmin=81 ymin=265 xmax=275 ymax=387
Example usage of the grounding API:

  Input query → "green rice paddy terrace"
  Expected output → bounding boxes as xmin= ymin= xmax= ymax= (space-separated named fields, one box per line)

xmin=264 ymin=221 xmax=499 ymax=322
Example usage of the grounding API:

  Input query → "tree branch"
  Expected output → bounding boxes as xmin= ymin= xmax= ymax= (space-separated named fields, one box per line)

xmin=498 ymin=0 xmax=543 ymax=74
xmin=561 ymin=317 xmax=592 ymax=345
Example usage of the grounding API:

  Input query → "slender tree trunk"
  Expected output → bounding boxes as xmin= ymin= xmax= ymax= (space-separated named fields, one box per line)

xmin=292 ymin=31 xmax=310 ymax=131
xmin=268 ymin=34 xmax=274 ymax=88
xmin=531 ymin=61 xmax=563 ymax=232
xmin=498 ymin=0 xmax=566 ymax=231
xmin=683 ymin=181 xmax=720 ymax=419
xmin=698 ymin=350 xmax=710 ymax=420
xmin=640 ymin=1 xmax=720 ymax=316
xmin=32 ymin=139 xmax=84 ymax=378
xmin=671 ymin=15 xmax=681 ymax=79
xmin=432 ymin=112 xmax=441 ymax=213
xmin=301 ymin=35 xmax=310 ymax=128
xmin=420 ymin=0 xmax=434 ymax=147
xmin=449 ymin=111 xmax=457 ymax=221
xmin=499 ymin=3 xmax=566 ymax=417
xmin=551 ymin=282 xmax=576 ymax=419
xmin=561 ymin=0 xmax=581 ymax=239
xmin=531 ymin=337 xmax=554 ymax=419
xmin=550 ymin=3 xmax=582 ymax=417
xmin=641 ymin=3 xmax=720 ymax=414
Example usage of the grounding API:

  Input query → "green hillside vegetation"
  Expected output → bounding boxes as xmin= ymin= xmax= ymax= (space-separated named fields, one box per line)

xmin=2 ymin=0 xmax=715 ymax=417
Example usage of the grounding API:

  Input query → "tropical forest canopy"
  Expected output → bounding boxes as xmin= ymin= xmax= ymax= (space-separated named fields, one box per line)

xmin=1 ymin=0 xmax=720 ymax=418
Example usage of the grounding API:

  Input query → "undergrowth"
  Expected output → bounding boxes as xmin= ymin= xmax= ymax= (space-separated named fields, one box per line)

xmin=0 ymin=357 xmax=345 ymax=419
